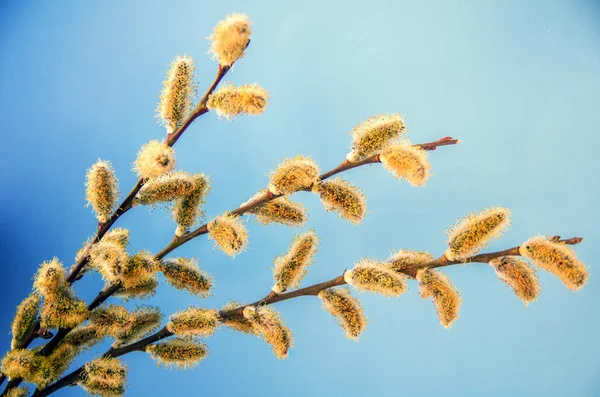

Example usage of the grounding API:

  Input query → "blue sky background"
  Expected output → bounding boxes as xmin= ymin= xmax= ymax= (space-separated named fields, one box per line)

xmin=1 ymin=1 xmax=599 ymax=396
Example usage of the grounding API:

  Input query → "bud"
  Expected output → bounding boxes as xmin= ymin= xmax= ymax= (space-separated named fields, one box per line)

xmin=89 ymin=241 xmax=129 ymax=285
xmin=268 ymin=156 xmax=320 ymax=195
xmin=317 ymin=178 xmax=366 ymax=225
xmin=445 ymin=207 xmax=511 ymax=261
xmin=80 ymin=357 xmax=127 ymax=397
xmin=11 ymin=294 xmax=40 ymax=349
xmin=245 ymin=190 xmax=307 ymax=227
xmin=33 ymin=258 xmax=67 ymax=296
xmin=121 ymin=251 xmax=159 ymax=289
xmin=416 ymin=269 xmax=461 ymax=328
xmin=209 ymin=13 xmax=251 ymax=66
xmin=387 ymin=250 xmax=434 ymax=273
xmin=489 ymin=257 xmax=540 ymax=305
xmin=344 ymin=259 xmax=407 ymax=297
xmin=64 ymin=324 xmax=104 ymax=350
xmin=167 ymin=308 xmax=220 ymax=337
xmin=379 ymin=142 xmax=430 ymax=186
xmin=272 ymin=231 xmax=319 ymax=293
xmin=346 ymin=114 xmax=406 ymax=162
xmin=133 ymin=140 xmax=176 ymax=179
xmin=207 ymin=214 xmax=248 ymax=257
xmin=157 ymin=55 xmax=196 ymax=134
xmin=146 ymin=338 xmax=208 ymax=369
xmin=116 ymin=306 xmax=162 ymax=346
xmin=519 ymin=236 xmax=588 ymax=291
xmin=90 ymin=305 xmax=131 ymax=338
xmin=318 ymin=288 xmax=366 ymax=340
xmin=1 ymin=349 xmax=40 ymax=383
xmin=40 ymin=289 xmax=89 ymax=329
xmin=4 ymin=387 xmax=28 ymax=397
xmin=242 ymin=307 xmax=293 ymax=359
xmin=220 ymin=302 xmax=257 ymax=335
xmin=114 ymin=278 xmax=158 ymax=301
xmin=207 ymin=83 xmax=269 ymax=119
xmin=160 ymin=257 xmax=212 ymax=297
xmin=172 ymin=173 xmax=211 ymax=236
xmin=133 ymin=172 xmax=195 ymax=206
xmin=85 ymin=160 xmax=119 ymax=223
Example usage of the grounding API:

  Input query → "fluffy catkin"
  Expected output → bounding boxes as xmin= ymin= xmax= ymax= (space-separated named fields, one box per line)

xmin=387 ymin=250 xmax=434 ymax=273
xmin=102 ymin=227 xmax=130 ymax=248
xmin=220 ymin=302 xmax=258 ymax=335
xmin=146 ymin=339 xmax=208 ymax=369
xmin=89 ymin=305 xmax=132 ymax=338
xmin=272 ymin=231 xmax=319 ymax=293
xmin=133 ymin=140 xmax=176 ymax=179
xmin=4 ymin=387 xmax=28 ymax=397
xmin=173 ymin=173 xmax=211 ymax=236
xmin=34 ymin=343 xmax=77 ymax=387
xmin=116 ymin=306 xmax=162 ymax=346
xmin=80 ymin=357 xmax=127 ymax=397
xmin=64 ymin=324 xmax=104 ymax=350
xmin=157 ymin=55 xmax=196 ymax=134
xmin=445 ymin=207 xmax=512 ymax=261
xmin=88 ymin=241 xmax=129 ymax=285
xmin=167 ymin=308 xmax=220 ymax=337
xmin=317 ymin=178 xmax=366 ymax=224
xmin=33 ymin=258 xmax=67 ymax=296
xmin=160 ymin=257 xmax=212 ymax=297
xmin=489 ymin=257 xmax=540 ymax=305
xmin=245 ymin=190 xmax=307 ymax=227
xmin=318 ymin=288 xmax=366 ymax=340
xmin=207 ymin=214 xmax=248 ymax=257
xmin=519 ymin=236 xmax=588 ymax=291
xmin=417 ymin=269 xmax=461 ymax=328
xmin=40 ymin=288 xmax=89 ymax=329
xmin=114 ymin=278 xmax=158 ymax=301
xmin=268 ymin=156 xmax=320 ymax=195
xmin=209 ymin=13 xmax=251 ymax=66
xmin=120 ymin=251 xmax=159 ymax=289
xmin=344 ymin=259 xmax=407 ymax=297
xmin=11 ymin=294 xmax=40 ymax=349
xmin=86 ymin=160 xmax=119 ymax=223
xmin=1 ymin=349 xmax=40 ymax=383
xmin=207 ymin=83 xmax=269 ymax=119
xmin=346 ymin=114 xmax=406 ymax=162
xmin=242 ymin=307 xmax=293 ymax=359
xmin=134 ymin=171 xmax=195 ymax=207
xmin=379 ymin=142 xmax=431 ymax=186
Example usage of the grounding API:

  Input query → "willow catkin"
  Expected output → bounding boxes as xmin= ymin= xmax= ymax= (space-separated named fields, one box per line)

xmin=519 ymin=236 xmax=588 ymax=291
xmin=103 ymin=227 xmax=130 ymax=248
xmin=116 ymin=306 xmax=162 ymax=346
xmin=146 ymin=338 xmax=208 ymax=369
xmin=346 ymin=113 xmax=406 ymax=162
xmin=489 ymin=256 xmax=540 ymax=305
xmin=160 ymin=257 xmax=212 ymax=297
xmin=344 ymin=259 xmax=407 ymax=297
xmin=114 ymin=278 xmax=158 ymax=301
xmin=417 ymin=269 xmax=461 ymax=328
xmin=272 ymin=231 xmax=319 ymax=293
xmin=120 ymin=251 xmax=159 ymax=289
xmin=88 ymin=241 xmax=129 ymax=285
xmin=245 ymin=190 xmax=307 ymax=227
xmin=386 ymin=250 xmax=434 ymax=273
xmin=64 ymin=324 xmax=104 ymax=350
xmin=207 ymin=83 xmax=269 ymax=119
xmin=4 ymin=387 xmax=28 ymax=397
xmin=173 ymin=173 xmax=211 ymax=236
xmin=40 ymin=288 xmax=89 ymax=329
xmin=133 ymin=140 xmax=176 ymax=179
xmin=318 ymin=288 xmax=366 ymax=340
xmin=209 ymin=13 xmax=252 ymax=66
xmin=80 ymin=357 xmax=127 ymax=397
xmin=133 ymin=172 xmax=195 ymax=207
xmin=86 ymin=160 xmax=119 ymax=223
xmin=379 ymin=142 xmax=431 ymax=186
xmin=89 ymin=305 xmax=132 ymax=338
xmin=317 ymin=178 xmax=366 ymax=225
xmin=220 ymin=302 xmax=258 ymax=335
xmin=1 ymin=348 xmax=40 ymax=383
xmin=268 ymin=156 xmax=320 ymax=195
xmin=33 ymin=258 xmax=67 ymax=296
xmin=35 ymin=343 xmax=78 ymax=388
xmin=207 ymin=214 xmax=248 ymax=257
xmin=445 ymin=207 xmax=512 ymax=261
xmin=167 ymin=308 xmax=220 ymax=338
xmin=157 ymin=55 xmax=196 ymax=134
xmin=11 ymin=294 xmax=40 ymax=349
xmin=242 ymin=306 xmax=293 ymax=359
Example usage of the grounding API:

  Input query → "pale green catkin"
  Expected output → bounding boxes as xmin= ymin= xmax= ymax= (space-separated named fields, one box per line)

xmin=272 ymin=231 xmax=319 ymax=293
xmin=160 ymin=257 xmax=213 ymax=296
xmin=173 ymin=173 xmax=211 ymax=236
xmin=157 ymin=55 xmax=196 ymax=134
xmin=317 ymin=178 xmax=366 ymax=225
xmin=11 ymin=294 xmax=40 ymax=349
xmin=85 ymin=160 xmax=119 ymax=223
xmin=167 ymin=308 xmax=221 ymax=337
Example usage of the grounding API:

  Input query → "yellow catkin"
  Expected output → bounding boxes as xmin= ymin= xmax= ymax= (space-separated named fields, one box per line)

xmin=40 ymin=289 xmax=89 ymax=329
xmin=160 ymin=257 xmax=212 ymax=297
xmin=64 ymin=324 xmax=104 ymax=350
xmin=133 ymin=140 xmax=176 ymax=179
xmin=89 ymin=241 xmax=129 ymax=285
xmin=114 ymin=278 xmax=158 ymax=301
xmin=1 ymin=349 xmax=40 ymax=383
xmin=220 ymin=302 xmax=258 ymax=335
xmin=207 ymin=83 xmax=269 ymax=119
xmin=120 ymin=251 xmax=159 ymax=289
xmin=207 ymin=214 xmax=248 ymax=257
xmin=317 ymin=178 xmax=366 ymax=225
xmin=245 ymin=190 xmax=307 ymax=227
xmin=318 ymin=288 xmax=366 ymax=340
xmin=379 ymin=142 xmax=431 ymax=186
xmin=34 ymin=343 xmax=77 ymax=388
xmin=242 ymin=307 xmax=293 ymax=359
xmin=4 ymin=387 xmax=28 ymax=397
xmin=79 ymin=380 xmax=124 ymax=397
xmin=116 ymin=306 xmax=162 ymax=346
xmin=80 ymin=357 xmax=127 ymax=397
xmin=103 ymin=228 xmax=130 ymax=248
xmin=445 ymin=207 xmax=512 ymax=261
xmin=344 ymin=259 xmax=407 ymax=297
xmin=89 ymin=305 xmax=132 ymax=338
xmin=167 ymin=308 xmax=220 ymax=338
xmin=157 ymin=55 xmax=196 ymax=134
xmin=519 ymin=236 xmax=588 ymax=291
xmin=146 ymin=338 xmax=208 ymax=369
xmin=268 ymin=156 xmax=320 ymax=195
xmin=86 ymin=160 xmax=119 ymax=223
xmin=133 ymin=171 xmax=195 ymax=206
xmin=173 ymin=173 xmax=211 ymax=236
xmin=417 ymin=269 xmax=461 ymax=328
xmin=33 ymin=258 xmax=67 ymax=296
xmin=347 ymin=113 xmax=406 ymax=162
xmin=272 ymin=231 xmax=319 ymax=293
xmin=489 ymin=256 xmax=540 ymax=305
xmin=209 ymin=13 xmax=252 ymax=66
xmin=386 ymin=250 xmax=434 ymax=273
xmin=11 ymin=294 xmax=40 ymax=349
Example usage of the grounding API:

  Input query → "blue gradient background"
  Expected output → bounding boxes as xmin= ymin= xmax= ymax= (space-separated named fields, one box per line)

xmin=1 ymin=1 xmax=599 ymax=396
